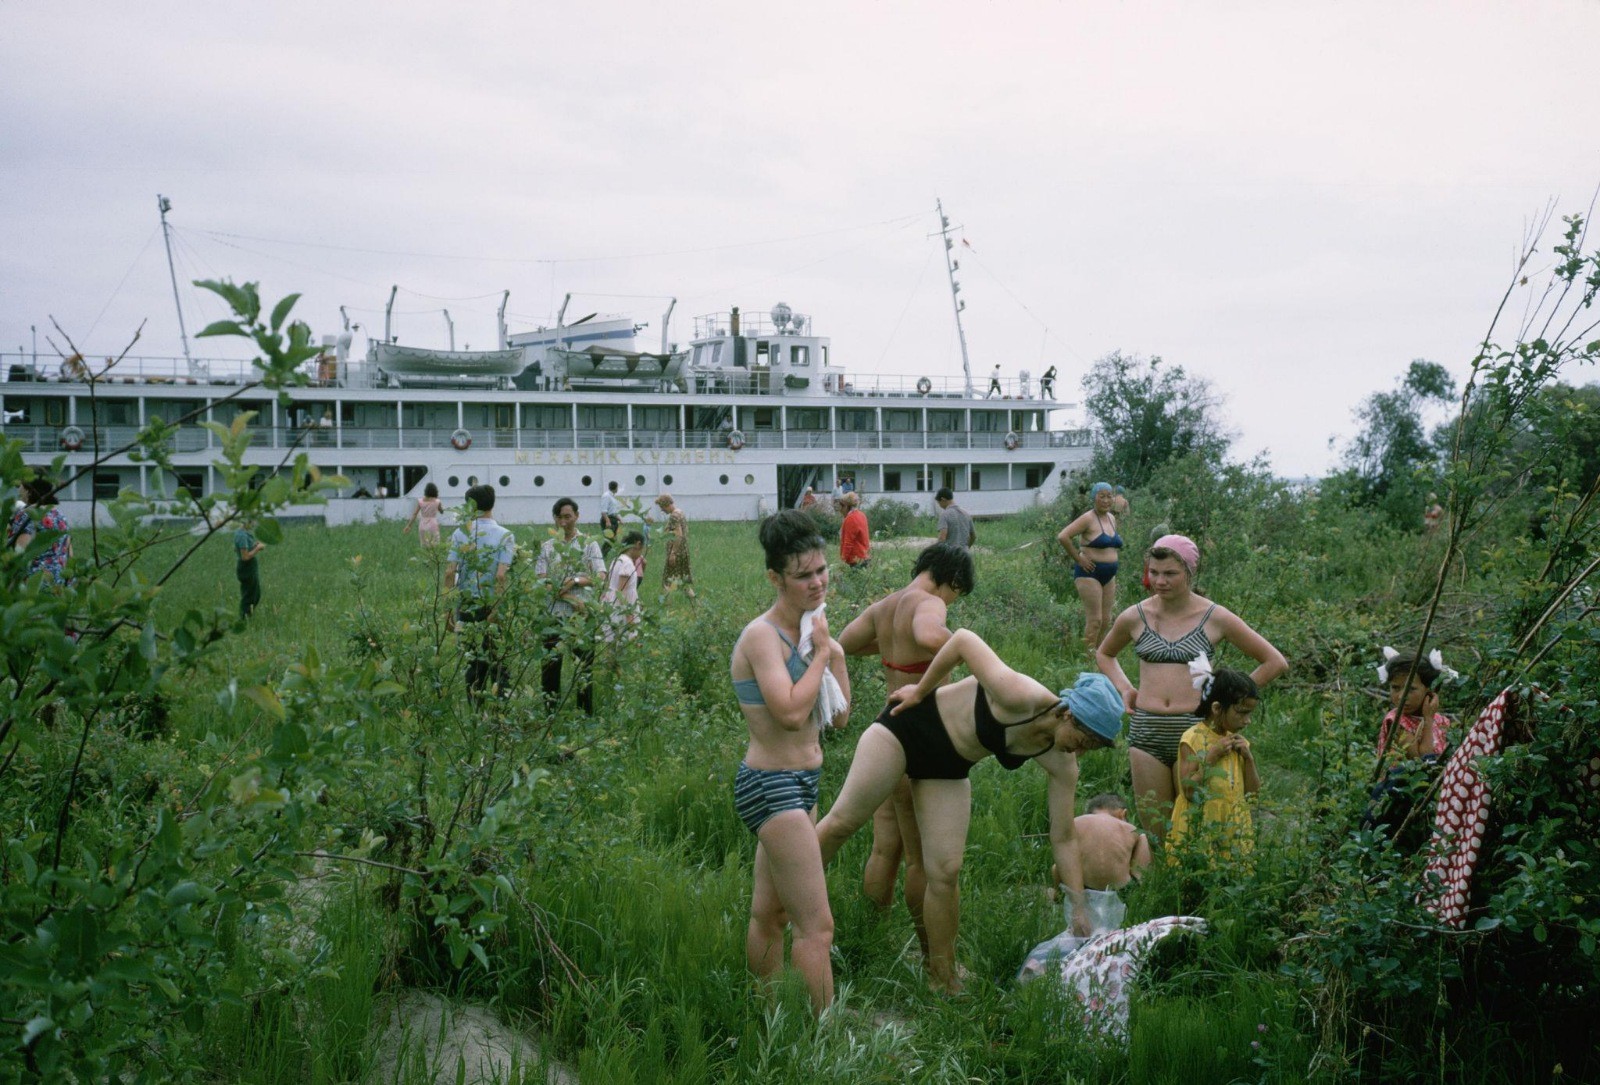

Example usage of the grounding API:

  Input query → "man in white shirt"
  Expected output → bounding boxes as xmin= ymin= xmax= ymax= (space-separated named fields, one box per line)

xmin=535 ymin=496 xmax=606 ymax=714
xmin=445 ymin=484 xmax=516 ymax=701
xmin=599 ymin=480 xmax=622 ymax=552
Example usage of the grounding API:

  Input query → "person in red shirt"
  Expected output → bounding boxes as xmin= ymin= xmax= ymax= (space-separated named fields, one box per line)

xmin=839 ymin=492 xmax=871 ymax=568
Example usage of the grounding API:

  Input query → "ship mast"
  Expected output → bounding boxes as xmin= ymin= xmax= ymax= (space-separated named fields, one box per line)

xmin=935 ymin=198 xmax=973 ymax=397
xmin=157 ymin=195 xmax=200 ymax=377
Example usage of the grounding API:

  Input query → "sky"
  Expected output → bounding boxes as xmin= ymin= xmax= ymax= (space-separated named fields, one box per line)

xmin=3 ymin=0 xmax=1598 ymax=478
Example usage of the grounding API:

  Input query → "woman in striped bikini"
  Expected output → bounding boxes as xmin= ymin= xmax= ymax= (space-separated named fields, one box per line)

xmin=729 ymin=510 xmax=852 ymax=1013
xmin=1095 ymin=534 xmax=1287 ymax=843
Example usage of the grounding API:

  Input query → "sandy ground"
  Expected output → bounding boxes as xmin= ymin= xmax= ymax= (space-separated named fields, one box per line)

xmin=370 ymin=990 xmax=577 ymax=1085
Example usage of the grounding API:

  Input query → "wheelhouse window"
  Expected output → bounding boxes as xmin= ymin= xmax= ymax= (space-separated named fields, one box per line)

xmin=789 ymin=345 xmax=810 ymax=367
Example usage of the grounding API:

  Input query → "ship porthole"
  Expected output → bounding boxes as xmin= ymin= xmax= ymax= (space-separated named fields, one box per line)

xmin=534 ymin=475 xmax=545 ymax=487
xmin=719 ymin=475 xmax=729 ymax=485
xmin=744 ymin=474 xmax=755 ymax=485
xmin=582 ymin=475 xmax=592 ymax=487
xmin=448 ymin=476 xmax=460 ymax=488
xmin=635 ymin=475 xmax=646 ymax=487
xmin=663 ymin=474 xmax=673 ymax=486
xmin=499 ymin=476 xmax=510 ymax=488
xmin=467 ymin=475 xmax=478 ymax=487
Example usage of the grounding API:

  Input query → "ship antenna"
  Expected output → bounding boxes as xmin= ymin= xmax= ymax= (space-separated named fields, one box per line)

xmin=158 ymin=195 xmax=200 ymax=378
xmin=934 ymin=198 xmax=973 ymax=397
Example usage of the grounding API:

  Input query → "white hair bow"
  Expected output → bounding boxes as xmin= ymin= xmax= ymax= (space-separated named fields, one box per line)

xmin=1428 ymin=648 xmax=1462 ymax=684
xmin=1375 ymin=645 xmax=1399 ymax=684
xmin=1188 ymin=653 xmax=1215 ymax=697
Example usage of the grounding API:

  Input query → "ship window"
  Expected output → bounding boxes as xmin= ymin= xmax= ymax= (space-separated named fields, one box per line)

xmin=663 ymin=474 xmax=673 ymax=486
xmin=582 ymin=475 xmax=592 ymax=487
xmin=94 ymin=472 xmax=119 ymax=499
xmin=403 ymin=465 xmax=428 ymax=494
xmin=789 ymin=345 xmax=810 ymax=367
xmin=753 ymin=409 xmax=775 ymax=428
xmin=499 ymin=475 xmax=510 ymax=488
xmin=821 ymin=345 xmax=829 ymax=366
xmin=635 ymin=474 xmax=646 ymax=487
xmin=45 ymin=400 xmax=65 ymax=426
xmin=1024 ymin=465 xmax=1045 ymax=488
xmin=719 ymin=475 xmax=729 ymax=485
xmin=972 ymin=411 xmax=1005 ymax=432
xmin=467 ymin=475 xmax=478 ymax=487
xmin=448 ymin=475 xmax=460 ymax=488
xmin=174 ymin=470 xmax=204 ymax=500
xmin=929 ymin=410 xmax=961 ymax=432
xmin=916 ymin=467 xmax=931 ymax=491
xmin=840 ymin=409 xmax=872 ymax=431
xmin=883 ymin=409 xmax=916 ymax=432
xmin=789 ymin=409 xmax=826 ymax=430
xmin=744 ymin=474 xmax=754 ymax=485
xmin=93 ymin=401 xmax=132 ymax=426
xmin=637 ymin=407 xmax=677 ymax=431
xmin=970 ymin=470 xmax=982 ymax=491
xmin=755 ymin=341 xmax=771 ymax=366
xmin=495 ymin=405 xmax=514 ymax=429
xmin=883 ymin=470 xmax=901 ymax=492
xmin=534 ymin=475 xmax=544 ymax=487
xmin=340 ymin=402 xmax=356 ymax=424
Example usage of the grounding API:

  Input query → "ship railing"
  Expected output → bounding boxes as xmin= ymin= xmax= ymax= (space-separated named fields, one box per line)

xmin=5 ymin=424 xmax=1095 ymax=457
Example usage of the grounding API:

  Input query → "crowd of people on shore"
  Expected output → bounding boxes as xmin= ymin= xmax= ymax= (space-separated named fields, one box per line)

xmin=8 ymin=468 xmax=1464 ymax=1017
xmin=729 ymin=494 xmax=1296 ymax=1012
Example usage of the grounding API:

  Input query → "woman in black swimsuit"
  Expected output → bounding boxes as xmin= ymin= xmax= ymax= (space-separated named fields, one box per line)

xmin=815 ymin=629 xmax=1124 ymax=993
xmin=1058 ymin=482 xmax=1124 ymax=650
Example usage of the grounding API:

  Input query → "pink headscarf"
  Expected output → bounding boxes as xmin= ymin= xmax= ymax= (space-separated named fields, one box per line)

xmin=1150 ymin=534 xmax=1200 ymax=576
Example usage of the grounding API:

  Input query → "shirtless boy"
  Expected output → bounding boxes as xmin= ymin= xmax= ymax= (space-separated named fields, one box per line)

xmin=1057 ymin=793 xmax=1151 ymax=891
xmin=837 ymin=542 xmax=975 ymax=959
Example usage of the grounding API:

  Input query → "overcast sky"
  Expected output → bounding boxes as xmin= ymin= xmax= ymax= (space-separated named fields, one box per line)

xmin=4 ymin=0 xmax=1597 ymax=477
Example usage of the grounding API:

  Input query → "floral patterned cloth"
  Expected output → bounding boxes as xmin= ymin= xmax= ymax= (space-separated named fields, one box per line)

xmin=9 ymin=507 xmax=72 ymax=585
xmin=1421 ymin=689 xmax=1514 ymax=928
xmin=1017 ymin=916 xmax=1208 ymax=1043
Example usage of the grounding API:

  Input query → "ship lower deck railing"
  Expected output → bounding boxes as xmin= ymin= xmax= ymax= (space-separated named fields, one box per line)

xmin=5 ymin=424 xmax=1093 ymax=456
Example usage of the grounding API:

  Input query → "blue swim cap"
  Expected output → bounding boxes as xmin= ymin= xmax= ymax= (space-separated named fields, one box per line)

xmin=1059 ymin=672 xmax=1124 ymax=742
xmin=1091 ymin=482 xmax=1113 ymax=496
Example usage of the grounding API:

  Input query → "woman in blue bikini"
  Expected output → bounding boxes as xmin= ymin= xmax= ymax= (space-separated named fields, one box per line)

xmin=729 ymin=510 xmax=852 ymax=1013
xmin=1058 ymin=481 xmax=1124 ymax=649
xmin=1095 ymin=534 xmax=1287 ymax=843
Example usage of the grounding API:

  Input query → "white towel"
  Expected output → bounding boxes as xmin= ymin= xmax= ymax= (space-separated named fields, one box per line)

xmin=798 ymin=605 xmax=848 ymax=730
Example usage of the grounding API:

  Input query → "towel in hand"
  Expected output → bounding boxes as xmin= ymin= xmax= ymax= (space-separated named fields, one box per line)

xmin=798 ymin=605 xmax=848 ymax=730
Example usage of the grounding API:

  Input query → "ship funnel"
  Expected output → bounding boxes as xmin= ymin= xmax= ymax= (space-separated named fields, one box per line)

xmin=730 ymin=306 xmax=741 ymax=336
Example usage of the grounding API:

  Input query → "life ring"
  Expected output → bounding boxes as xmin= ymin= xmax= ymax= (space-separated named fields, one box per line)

xmin=916 ymin=376 xmax=933 ymax=395
xmin=450 ymin=428 xmax=472 ymax=451
xmin=1003 ymin=431 xmax=1020 ymax=452
xmin=726 ymin=429 xmax=746 ymax=451
xmin=60 ymin=425 xmax=85 ymax=452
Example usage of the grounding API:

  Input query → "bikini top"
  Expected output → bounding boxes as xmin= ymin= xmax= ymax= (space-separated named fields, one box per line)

xmin=733 ymin=620 xmax=809 ymax=706
xmin=1133 ymin=601 xmax=1218 ymax=664
xmin=1084 ymin=514 xmax=1123 ymax=550
xmin=973 ymin=686 xmax=1056 ymax=771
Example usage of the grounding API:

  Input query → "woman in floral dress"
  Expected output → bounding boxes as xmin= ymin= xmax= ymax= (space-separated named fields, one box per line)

xmin=655 ymin=493 xmax=696 ymax=599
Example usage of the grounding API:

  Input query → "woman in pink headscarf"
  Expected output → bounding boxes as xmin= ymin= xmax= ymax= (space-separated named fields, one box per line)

xmin=1095 ymin=534 xmax=1287 ymax=842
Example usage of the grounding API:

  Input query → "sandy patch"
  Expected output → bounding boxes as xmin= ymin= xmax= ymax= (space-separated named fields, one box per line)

xmin=370 ymin=990 xmax=576 ymax=1085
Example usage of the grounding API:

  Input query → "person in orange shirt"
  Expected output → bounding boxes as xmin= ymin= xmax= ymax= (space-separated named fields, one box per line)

xmin=839 ymin=492 xmax=870 ymax=568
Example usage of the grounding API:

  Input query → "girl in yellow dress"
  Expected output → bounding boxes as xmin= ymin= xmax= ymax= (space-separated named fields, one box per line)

xmin=1168 ymin=657 xmax=1259 ymax=859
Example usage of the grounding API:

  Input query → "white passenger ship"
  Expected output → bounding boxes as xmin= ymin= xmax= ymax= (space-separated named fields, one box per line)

xmin=2 ymin=206 xmax=1091 ymax=525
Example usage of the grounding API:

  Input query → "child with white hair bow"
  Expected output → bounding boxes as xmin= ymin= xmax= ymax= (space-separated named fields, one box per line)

xmin=1375 ymin=647 xmax=1460 ymax=760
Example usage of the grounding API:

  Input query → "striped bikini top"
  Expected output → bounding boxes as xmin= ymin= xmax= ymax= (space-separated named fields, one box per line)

xmin=733 ymin=620 xmax=808 ymax=706
xmin=1133 ymin=601 xmax=1218 ymax=664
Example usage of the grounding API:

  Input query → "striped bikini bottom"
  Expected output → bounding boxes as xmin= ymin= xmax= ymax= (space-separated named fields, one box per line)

xmin=733 ymin=763 xmax=822 ymax=834
xmin=1128 ymin=709 xmax=1202 ymax=768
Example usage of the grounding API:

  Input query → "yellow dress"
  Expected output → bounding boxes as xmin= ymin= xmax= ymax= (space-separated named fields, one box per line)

xmin=1168 ymin=722 xmax=1254 ymax=859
